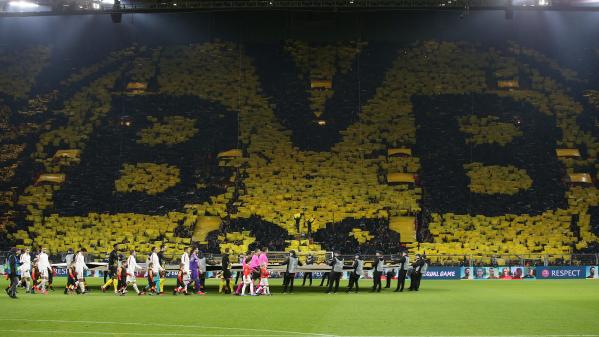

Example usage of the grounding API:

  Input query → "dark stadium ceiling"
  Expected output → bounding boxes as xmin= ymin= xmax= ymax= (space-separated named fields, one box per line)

xmin=1 ymin=0 xmax=598 ymax=17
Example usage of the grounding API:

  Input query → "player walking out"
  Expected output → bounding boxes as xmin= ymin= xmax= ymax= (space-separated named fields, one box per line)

xmin=126 ymin=250 xmax=143 ymax=295
xmin=158 ymin=245 xmax=167 ymax=294
xmin=37 ymin=247 xmax=51 ymax=294
xmin=19 ymin=247 xmax=32 ymax=293
xmin=150 ymin=247 xmax=164 ymax=294
xmin=180 ymin=247 xmax=191 ymax=293
xmin=101 ymin=244 xmax=119 ymax=294
xmin=75 ymin=248 xmax=89 ymax=294
xmin=65 ymin=263 xmax=77 ymax=294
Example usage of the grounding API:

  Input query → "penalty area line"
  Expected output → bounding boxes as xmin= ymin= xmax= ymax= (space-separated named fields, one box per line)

xmin=0 ymin=318 xmax=335 ymax=337
xmin=3 ymin=333 xmax=596 ymax=337
xmin=0 ymin=329 xmax=597 ymax=337
xmin=3 ymin=321 xmax=596 ymax=337
xmin=0 ymin=329 xmax=305 ymax=337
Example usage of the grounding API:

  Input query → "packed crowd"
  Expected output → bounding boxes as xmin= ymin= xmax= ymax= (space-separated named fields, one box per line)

xmin=1 ymin=40 xmax=599 ymax=263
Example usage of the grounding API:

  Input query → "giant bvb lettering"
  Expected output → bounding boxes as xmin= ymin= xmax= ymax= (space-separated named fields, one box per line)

xmin=2 ymin=41 xmax=598 ymax=262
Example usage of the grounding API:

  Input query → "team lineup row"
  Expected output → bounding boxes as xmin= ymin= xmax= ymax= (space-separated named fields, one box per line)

xmin=3 ymin=245 xmax=428 ymax=298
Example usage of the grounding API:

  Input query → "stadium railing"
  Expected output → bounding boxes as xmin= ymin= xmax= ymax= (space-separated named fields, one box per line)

xmin=2 ymin=251 xmax=598 ymax=268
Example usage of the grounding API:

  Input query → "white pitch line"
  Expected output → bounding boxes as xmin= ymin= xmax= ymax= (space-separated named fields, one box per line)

xmin=0 ymin=329 xmax=301 ymax=337
xmin=1 ymin=320 xmax=597 ymax=337
xmin=0 ymin=331 xmax=598 ymax=337
xmin=0 ymin=318 xmax=335 ymax=337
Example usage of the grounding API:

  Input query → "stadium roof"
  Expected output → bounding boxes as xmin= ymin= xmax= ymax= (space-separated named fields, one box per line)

xmin=1 ymin=0 xmax=599 ymax=17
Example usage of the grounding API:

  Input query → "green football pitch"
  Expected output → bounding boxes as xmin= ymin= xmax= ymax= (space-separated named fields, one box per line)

xmin=0 ymin=277 xmax=598 ymax=337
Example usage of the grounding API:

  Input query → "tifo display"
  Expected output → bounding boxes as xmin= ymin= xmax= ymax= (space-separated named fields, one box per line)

xmin=1 ymin=39 xmax=599 ymax=272
xmin=3 ymin=9 xmax=599 ymax=337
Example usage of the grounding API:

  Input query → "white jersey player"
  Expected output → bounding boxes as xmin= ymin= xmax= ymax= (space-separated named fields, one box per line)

xmin=37 ymin=248 xmax=51 ymax=293
xmin=180 ymin=247 xmax=191 ymax=291
xmin=181 ymin=247 xmax=190 ymax=275
xmin=126 ymin=250 xmax=143 ymax=295
xmin=150 ymin=250 xmax=162 ymax=275
xmin=75 ymin=249 xmax=89 ymax=293
xmin=149 ymin=247 xmax=164 ymax=294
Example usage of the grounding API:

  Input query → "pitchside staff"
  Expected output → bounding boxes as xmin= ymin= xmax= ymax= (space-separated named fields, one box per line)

xmin=409 ymin=254 xmax=427 ymax=291
xmin=302 ymin=254 xmax=315 ymax=286
xmin=395 ymin=251 xmax=409 ymax=292
xmin=281 ymin=250 xmax=302 ymax=293
xmin=346 ymin=254 xmax=364 ymax=293
xmin=371 ymin=251 xmax=384 ymax=292
xmin=326 ymin=252 xmax=344 ymax=294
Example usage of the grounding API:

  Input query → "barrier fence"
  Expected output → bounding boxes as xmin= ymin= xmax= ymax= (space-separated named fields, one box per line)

xmin=420 ymin=265 xmax=598 ymax=280
xmin=2 ymin=251 xmax=598 ymax=265
xmin=405 ymin=253 xmax=599 ymax=267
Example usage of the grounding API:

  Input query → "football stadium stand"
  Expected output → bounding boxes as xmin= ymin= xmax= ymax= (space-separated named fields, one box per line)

xmin=1 ymin=40 xmax=599 ymax=264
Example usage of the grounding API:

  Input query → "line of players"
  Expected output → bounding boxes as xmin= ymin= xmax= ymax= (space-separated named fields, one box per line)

xmin=4 ymin=246 xmax=89 ymax=297
xmin=96 ymin=245 xmax=271 ymax=296
xmin=99 ymin=245 xmax=225 ymax=296
xmin=5 ymin=245 xmax=427 ymax=298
